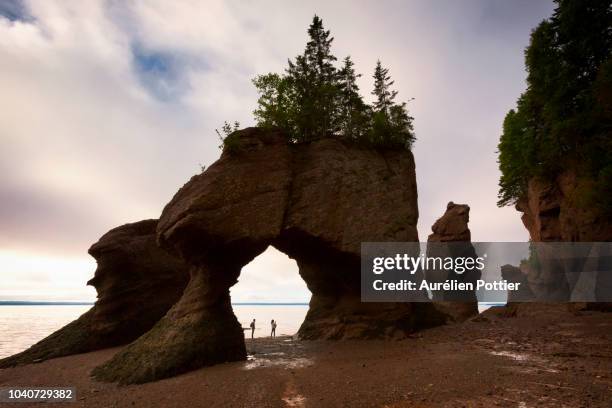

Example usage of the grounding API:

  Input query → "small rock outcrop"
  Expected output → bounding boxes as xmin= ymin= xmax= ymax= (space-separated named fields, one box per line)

xmin=426 ymin=202 xmax=480 ymax=321
xmin=93 ymin=127 xmax=446 ymax=384
xmin=500 ymin=264 xmax=534 ymax=303
xmin=0 ymin=220 xmax=189 ymax=368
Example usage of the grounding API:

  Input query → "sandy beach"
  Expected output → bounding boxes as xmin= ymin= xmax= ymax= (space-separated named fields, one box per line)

xmin=1 ymin=306 xmax=610 ymax=408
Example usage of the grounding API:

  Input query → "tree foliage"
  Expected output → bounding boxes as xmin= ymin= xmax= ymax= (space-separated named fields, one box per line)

xmin=497 ymin=0 xmax=612 ymax=215
xmin=216 ymin=120 xmax=241 ymax=153
xmin=252 ymin=15 xmax=415 ymax=149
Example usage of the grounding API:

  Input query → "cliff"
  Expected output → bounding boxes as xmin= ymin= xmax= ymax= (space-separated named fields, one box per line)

xmin=510 ymin=171 xmax=612 ymax=309
xmin=516 ymin=171 xmax=612 ymax=242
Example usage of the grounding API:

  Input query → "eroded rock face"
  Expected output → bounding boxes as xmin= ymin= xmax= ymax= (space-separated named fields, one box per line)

xmin=93 ymin=127 xmax=445 ymax=384
xmin=517 ymin=172 xmax=612 ymax=242
xmin=0 ymin=220 xmax=189 ymax=368
xmin=516 ymin=173 xmax=612 ymax=307
xmin=428 ymin=202 xmax=472 ymax=242
xmin=426 ymin=202 xmax=480 ymax=321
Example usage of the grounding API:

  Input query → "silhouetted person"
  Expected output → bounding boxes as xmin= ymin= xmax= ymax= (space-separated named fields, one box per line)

xmin=249 ymin=319 xmax=256 ymax=339
xmin=271 ymin=319 xmax=277 ymax=338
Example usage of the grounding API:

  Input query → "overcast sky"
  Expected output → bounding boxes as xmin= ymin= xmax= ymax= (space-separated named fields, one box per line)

xmin=0 ymin=0 xmax=555 ymax=302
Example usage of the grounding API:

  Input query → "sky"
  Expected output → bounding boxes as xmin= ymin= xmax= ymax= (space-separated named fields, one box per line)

xmin=0 ymin=0 xmax=556 ymax=302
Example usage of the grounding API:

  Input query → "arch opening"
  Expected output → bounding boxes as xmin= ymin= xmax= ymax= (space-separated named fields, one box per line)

xmin=230 ymin=246 xmax=310 ymax=339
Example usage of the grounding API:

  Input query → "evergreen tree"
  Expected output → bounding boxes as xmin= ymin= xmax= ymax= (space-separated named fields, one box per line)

xmin=305 ymin=15 xmax=337 ymax=84
xmin=369 ymin=61 xmax=415 ymax=148
xmin=497 ymin=0 xmax=612 ymax=213
xmin=389 ymin=103 xmax=415 ymax=148
xmin=337 ymin=56 xmax=368 ymax=139
xmin=286 ymin=15 xmax=339 ymax=140
xmin=251 ymin=15 xmax=417 ymax=151
xmin=372 ymin=60 xmax=398 ymax=115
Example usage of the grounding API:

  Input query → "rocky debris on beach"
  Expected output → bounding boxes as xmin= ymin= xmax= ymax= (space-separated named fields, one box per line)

xmin=92 ymin=127 xmax=447 ymax=384
xmin=0 ymin=220 xmax=189 ymax=368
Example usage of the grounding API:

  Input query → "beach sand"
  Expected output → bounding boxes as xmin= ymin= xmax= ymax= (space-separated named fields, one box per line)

xmin=1 ymin=307 xmax=610 ymax=407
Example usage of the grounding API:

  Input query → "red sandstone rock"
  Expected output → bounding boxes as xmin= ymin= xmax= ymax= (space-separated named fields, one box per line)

xmin=515 ymin=172 xmax=611 ymax=307
xmin=516 ymin=171 xmax=612 ymax=242
xmin=426 ymin=202 xmax=480 ymax=321
xmin=0 ymin=220 xmax=189 ymax=369
xmin=93 ymin=127 xmax=444 ymax=384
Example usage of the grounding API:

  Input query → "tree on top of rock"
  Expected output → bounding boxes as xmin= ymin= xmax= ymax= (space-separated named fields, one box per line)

xmin=337 ymin=56 xmax=368 ymax=139
xmin=251 ymin=15 xmax=416 ymax=150
xmin=372 ymin=60 xmax=397 ymax=115
xmin=370 ymin=61 xmax=415 ymax=149
xmin=286 ymin=15 xmax=339 ymax=141
xmin=497 ymin=0 xmax=612 ymax=215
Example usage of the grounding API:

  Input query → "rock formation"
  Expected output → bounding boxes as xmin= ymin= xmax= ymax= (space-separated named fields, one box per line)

xmin=500 ymin=264 xmax=534 ymax=303
xmin=516 ymin=171 xmax=612 ymax=242
xmin=426 ymin=202 xmax=480 ymax=321
xmin=0 ymin=220 xmax=189 ymax=368
xmin=516 ymin=173 xmax=612 ymax=308
xmin=92 ymin=127 xmax=447 ymax=384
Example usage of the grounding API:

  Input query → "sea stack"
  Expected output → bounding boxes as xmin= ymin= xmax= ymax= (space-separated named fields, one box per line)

xmin=0 ymin=220 xmax=189 ymax=368
xmin=92 ymin=127 xmax=447 ymax=384
xmin=426 ymin=202 xmax=480 ymax=321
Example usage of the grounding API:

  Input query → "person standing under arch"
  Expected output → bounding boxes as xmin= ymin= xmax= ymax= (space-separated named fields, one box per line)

xmin=270 ymin=319 xmax=277 ymax=338
xmin=250 ymin=319 xmax=256 ymax=339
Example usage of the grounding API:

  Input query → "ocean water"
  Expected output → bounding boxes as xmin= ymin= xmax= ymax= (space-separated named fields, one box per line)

xmin=0 ymin=305 xmax=91 ymax=359
xmin=0 ymin=304 xmax=309 ymax=359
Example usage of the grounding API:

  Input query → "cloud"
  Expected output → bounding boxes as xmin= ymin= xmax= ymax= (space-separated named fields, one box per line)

xmin=0 ymin=0 xmax=555 ymax=301
xmin=130 ymin=44 xmax=193 ymax=101
xmin=0 ymin=0 xmax=33 ymax=23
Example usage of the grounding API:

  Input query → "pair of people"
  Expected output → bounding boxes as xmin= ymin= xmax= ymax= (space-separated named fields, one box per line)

xmin=248 ymin=319 xmax=277 ymax=338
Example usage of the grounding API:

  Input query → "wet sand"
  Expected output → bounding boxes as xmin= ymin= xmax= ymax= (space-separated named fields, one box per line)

xmin=0 ymin=307 xmax=610 ymax=407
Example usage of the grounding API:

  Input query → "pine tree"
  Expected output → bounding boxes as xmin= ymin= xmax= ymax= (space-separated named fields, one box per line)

xmin=372 ymin=60 xmax=397 ymax=115
xmin=369 ymin=61 xmax=415 ymax=148
xmin=251 ymin=15 xmax=417 ymax=150
xmin=338 ymin=56 xmax=367 ymax=139
xmin=286 ymin=15 xmax=339 ymax=140
xmin=497 ymin=0 xmax=612 ymax=212
xmin=305 ymin=15 xmax=337 ymax=84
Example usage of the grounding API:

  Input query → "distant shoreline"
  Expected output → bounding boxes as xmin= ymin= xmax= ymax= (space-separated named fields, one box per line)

xmin=0 ymin=301 xmax=310 ymax=306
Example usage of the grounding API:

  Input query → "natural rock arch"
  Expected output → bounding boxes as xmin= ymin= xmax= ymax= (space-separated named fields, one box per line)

xmin=92 ymin=128 xmax=447 ymax=384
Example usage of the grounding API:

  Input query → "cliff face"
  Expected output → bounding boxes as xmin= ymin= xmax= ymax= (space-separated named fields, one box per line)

xmin=512 ymin=172 xmax=612 ymax=310
xmin=93 ymin=127 xmax=445 ymax=385
xmin=516 ymin=171 xmax=612 ymax=242
xmin=0 ymin=220 xmax=189 ymax=368
xmin=426 ymin=202 xmax=480 ymax=321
